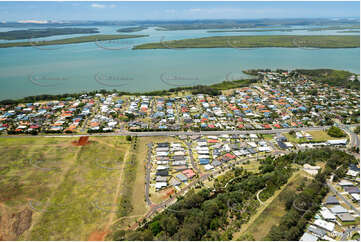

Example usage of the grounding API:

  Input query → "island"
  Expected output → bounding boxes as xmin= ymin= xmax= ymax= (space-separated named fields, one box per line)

xmin=117 ymin=26 xmax=148 ymax=33
xmin=133 ymin=35 xmax=360 ymax=49
xmin=153 ymin=19 xmax=359 ymax=31
xmin=207 ymin=29 xmax=295 ymax=33
xmin=207 ymin=25 xmax=360 ymax=33
xmin=0 ymin=34 xmax=148 ymax=48
xmin=338 ymin=30 xmax=360 ymax=33
xmin=0 ymin=27 xmax=100 ymax=40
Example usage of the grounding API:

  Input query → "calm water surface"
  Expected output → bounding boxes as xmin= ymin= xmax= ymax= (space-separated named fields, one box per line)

xmin=0 ymin=26 xmax=359 ymax=100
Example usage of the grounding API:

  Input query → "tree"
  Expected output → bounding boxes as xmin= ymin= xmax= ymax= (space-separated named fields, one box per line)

xmin=159 ymin=214 xmax=178 ymax=236
xmin=126 ymin=135 xmax=132 ymax=142
xmin=125 ymin=230 xmax=153 ymax=241
xmin=327 ymin=126 xmax=346 ymax=138
xmin=149 ymin=221 xmax=161 ymax=236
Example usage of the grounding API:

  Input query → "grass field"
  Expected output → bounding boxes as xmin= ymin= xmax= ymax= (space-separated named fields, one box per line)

xmin=283 ymin=130 xmax=333 ymax=143
xmin=134 ymin=35 xmax=360 ymax=49
xmin=235 ymin=171 xmax=309 ymax=240
xmin=0 ymin=136 xmax=131 ymax=241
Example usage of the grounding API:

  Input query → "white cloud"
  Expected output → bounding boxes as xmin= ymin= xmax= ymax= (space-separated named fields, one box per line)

xmin=91 ymin=3 xmax=116 ymax=9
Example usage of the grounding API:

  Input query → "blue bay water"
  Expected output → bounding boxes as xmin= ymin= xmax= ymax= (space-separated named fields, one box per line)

xmin=0 ymin=26 xmax=359 ymax=100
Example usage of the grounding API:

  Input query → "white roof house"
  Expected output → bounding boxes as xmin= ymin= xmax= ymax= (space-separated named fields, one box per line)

xmin=300 ymin=232 xmax=318 ymax=241
xmin=207 ymin=136 xmax=218 ymax=140
xmin=259 ymin=141 xmax=268 ymax=146
xmin=249 ymin=134 xmax=258 ymax=139
xmin=198 ymin=155 xmax=210 ymax=159
xmin=156 ymin=165 xmax=169 ymax=170
xmin=329 ymin=205 xmax=348 ymax=214
xmin=338 ymin=180 xmax=354 ymax=187
xmin=204 ymin=164 xmax=214 ymax=171
xmin=346 ymin=169 xmax=359 ymax=177
xmin=155 ymin=182 xmax=167 ymax=189
xmin=174 ymin=151 xmax=185 ymax=156
xmin=313 ymin=219 xmax=335 ymax=232
xmin=258 ymin=146 xmax=272 ymax=152
xmin=296 ymin=132 xmax=303 ymax=138
xmin=197 ymin=150 xmax=210 ymax=155
xmin=156 ymin=152 xmax=169 ymax=157
xmin=197 ymin=142 xmax=208 ymax=147
xmin=319 ymin=207 xmax=336 ymax=221
xmin=351 ymin=193 xmax=360 ymax=202
xmin=327 ymin=139 xmax=347 ymax=145
xmin=247 ymin=142 xmax=257 ymax=148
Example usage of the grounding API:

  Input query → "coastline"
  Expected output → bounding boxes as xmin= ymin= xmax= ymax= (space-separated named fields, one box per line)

xmin=1 ymin=68 xmax=359 ymax=104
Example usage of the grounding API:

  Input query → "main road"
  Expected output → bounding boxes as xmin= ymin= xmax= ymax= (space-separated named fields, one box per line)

xmin=4 ymin=125 xmax=359 ymax=138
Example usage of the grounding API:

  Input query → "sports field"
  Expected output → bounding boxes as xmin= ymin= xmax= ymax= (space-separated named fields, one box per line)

xmin=0 ymin=136 xmax=131 ymax=241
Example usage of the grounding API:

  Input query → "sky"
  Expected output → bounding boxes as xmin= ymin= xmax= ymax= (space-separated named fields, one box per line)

xmin=0 ymin=1 xmax=359 ymax=22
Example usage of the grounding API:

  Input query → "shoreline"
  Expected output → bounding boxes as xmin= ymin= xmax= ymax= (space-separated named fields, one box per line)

xmin=0 ymin=68 xmax=359 ymax=103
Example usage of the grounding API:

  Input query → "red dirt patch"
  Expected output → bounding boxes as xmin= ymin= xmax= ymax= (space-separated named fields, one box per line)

xmin=88 ymin=229 xmax=109 ymax=241
xmin=162 ymin=188 xmax=175 ymax=199
xmin=72 ymin=136 xmax=90 ymax=146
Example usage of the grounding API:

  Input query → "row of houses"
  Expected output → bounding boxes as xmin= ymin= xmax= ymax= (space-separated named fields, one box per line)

xmin=190 ymin=133 xmax=273 ymax=172
xmin=152 ymin=142 xmax=195 ymax=191
xmin=0 ymin=71 xmax=359 ymax=134
xmin=301 ymin=195 xmax=358 ymax=241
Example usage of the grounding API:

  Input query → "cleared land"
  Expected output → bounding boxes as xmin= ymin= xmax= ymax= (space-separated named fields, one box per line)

xmin=283 ymin=130 xmax=334 ymax=143
xmin=0 ymin=34 xmax=148 ymax=48
xmin=0 ymin=136 xmax=131 ymax=241
xmin=133 ymin=35 xmax=360 ymax=49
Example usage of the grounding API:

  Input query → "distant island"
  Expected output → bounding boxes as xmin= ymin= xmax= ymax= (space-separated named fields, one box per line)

xmin=117 ymin=26 xmax=147 ymax=33
xmin=207 ymin=25 xmax=360 ymax=33
xmin=0 ymin=34 xmax=148 ymax=48
xmin=0 ymin=27 xmax=100 ymax=40
xmin=338 ymin=30 xmax=360 ymax=33
xmin=207 ymin=29 xmax=295 ymax=33
xmin=133 ymin=35 xmax=360 ymax=49
xmin=152 ymin=19 xmax=359 ymax=31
